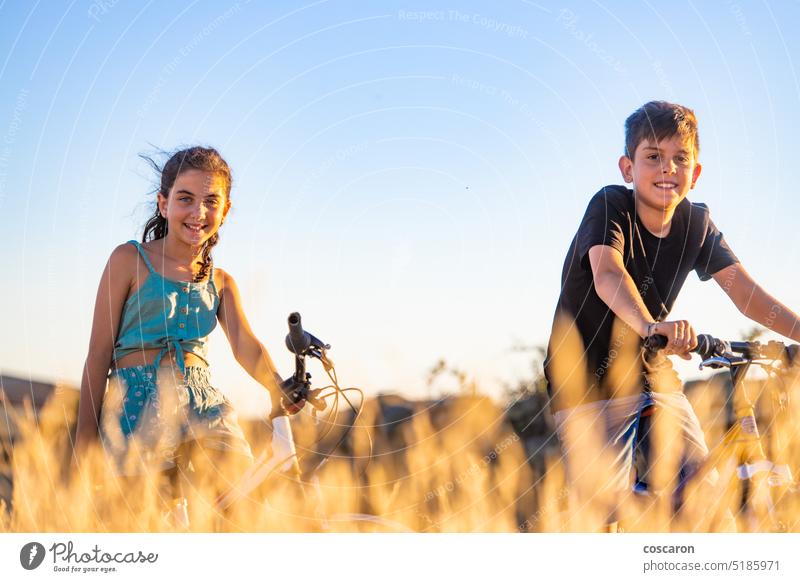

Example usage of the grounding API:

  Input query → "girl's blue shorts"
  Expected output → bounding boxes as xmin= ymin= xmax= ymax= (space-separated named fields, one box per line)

xmin=100 ymin=364 xmax=254 ymax=475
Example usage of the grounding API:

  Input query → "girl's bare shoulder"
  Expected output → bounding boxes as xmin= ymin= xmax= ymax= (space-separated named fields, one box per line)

xmin=108 ymin=241 xmax=142 ymax=297
xmin=213 ymin=266 xmax=229 ymax=294
xmin=108 ymin=241 xmax=138 ymax=267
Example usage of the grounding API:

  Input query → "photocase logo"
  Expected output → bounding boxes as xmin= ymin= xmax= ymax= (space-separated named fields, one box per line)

xmin=20 ymin=542 xmax=46 ymax=570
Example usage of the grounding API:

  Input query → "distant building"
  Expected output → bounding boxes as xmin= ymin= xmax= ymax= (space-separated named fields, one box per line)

xmin=1 ymin=374 xmax=79 ymax=512
xmin=0 ymin=373 xmax=78 ymax=443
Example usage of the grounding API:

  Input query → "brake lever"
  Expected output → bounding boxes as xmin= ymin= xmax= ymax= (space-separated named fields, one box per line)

xmin=308 ymin=334 xmax=331 ymax=353
xmin=303 ymin=345 xmax=335 ymax=371
xmin=699 ymin=354 xmax=750 ymax=370
xmin=699 ymin=356 xmax=731 ymax=370
xmin=286 ymin=372 xmax=329 ymax=413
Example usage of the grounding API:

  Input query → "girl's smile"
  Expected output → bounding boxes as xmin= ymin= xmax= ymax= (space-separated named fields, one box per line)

xmin=158 ymin=169 xmax=230 ymax=249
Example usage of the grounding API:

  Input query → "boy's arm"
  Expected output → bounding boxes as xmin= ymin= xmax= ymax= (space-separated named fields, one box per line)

xmin=712 ymin=263 xmax=800 ymax=342
xmin=588 ymin=245 xmax=697 ymax=358
xmin=588 ymin=245 xmax=653 ymax=337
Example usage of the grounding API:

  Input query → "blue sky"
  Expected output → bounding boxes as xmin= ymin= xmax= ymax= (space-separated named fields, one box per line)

xmin=1 ymin=0 xmax=799 ymax=416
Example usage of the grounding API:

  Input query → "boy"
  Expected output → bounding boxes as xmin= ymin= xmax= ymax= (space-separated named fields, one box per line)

xmin=543 ymin=101 xmax=800 ymax=529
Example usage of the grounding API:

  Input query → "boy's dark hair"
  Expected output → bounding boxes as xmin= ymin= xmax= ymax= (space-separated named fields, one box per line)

xmin=140 ymin=146 xmax=232 ymax=283
xmin=624 ymin=101 xmax=700 ymax=161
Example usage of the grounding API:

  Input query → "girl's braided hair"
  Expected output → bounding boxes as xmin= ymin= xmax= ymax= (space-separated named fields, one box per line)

xmin=140 ymin=146 xmax=232 ymax=283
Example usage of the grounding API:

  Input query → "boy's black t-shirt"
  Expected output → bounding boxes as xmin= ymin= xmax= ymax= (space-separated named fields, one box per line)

xmin=544 ymin=185 xmax=739 ymax=411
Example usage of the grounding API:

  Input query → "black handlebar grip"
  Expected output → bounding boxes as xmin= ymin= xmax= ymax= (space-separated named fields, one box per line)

xmin=644 ymin=334 xmax=668 ymax=351
xmin=693 ymin=334 xmax=717 ymax=360
xmin=645 ymin=333 xmax=719 ymax=359
xmin=286 ymin=312 xmax=311 ymax=354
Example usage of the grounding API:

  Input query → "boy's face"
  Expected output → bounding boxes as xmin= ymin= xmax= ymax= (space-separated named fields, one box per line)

xmin=618 ymin=134 xmax=702 ymax=212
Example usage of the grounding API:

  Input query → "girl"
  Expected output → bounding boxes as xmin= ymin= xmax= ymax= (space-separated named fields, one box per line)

xmin=74 ymin=146 xmax=293 ymax=511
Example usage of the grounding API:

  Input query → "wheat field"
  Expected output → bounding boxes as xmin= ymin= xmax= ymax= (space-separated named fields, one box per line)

xmin=2 ymin=335 xmax=799 ymax=533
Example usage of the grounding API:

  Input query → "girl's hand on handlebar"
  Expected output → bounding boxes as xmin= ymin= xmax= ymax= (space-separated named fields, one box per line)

xmin=281 ymin=399 xmax=306 ymax=415
xmin=279 ymin=377 xmax=307 ymax=415
xmin=650 ymin=320 xmax=698 ymax=360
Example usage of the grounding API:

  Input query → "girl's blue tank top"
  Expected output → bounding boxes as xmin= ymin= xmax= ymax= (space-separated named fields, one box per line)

xmin=112 ymin=240 xmax=220 ymax=375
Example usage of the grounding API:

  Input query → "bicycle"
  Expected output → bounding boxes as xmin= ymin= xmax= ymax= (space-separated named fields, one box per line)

xmin=167 ymin=312 xmax=410 ymax=532
xmin=630 ymin=333 xmax=800 ymax=532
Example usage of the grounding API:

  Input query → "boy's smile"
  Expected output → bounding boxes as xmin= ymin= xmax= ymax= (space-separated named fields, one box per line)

xmin=618 ymin=134 xmax=702 ymax=218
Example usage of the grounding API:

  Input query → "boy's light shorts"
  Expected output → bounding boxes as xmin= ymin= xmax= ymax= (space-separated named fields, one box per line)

xmin=552 ymin=392 xmax=715 ymax=499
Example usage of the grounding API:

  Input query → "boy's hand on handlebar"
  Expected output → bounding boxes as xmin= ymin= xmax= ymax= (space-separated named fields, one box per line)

xmin=649 ymin=320 xmax=698 ymax=360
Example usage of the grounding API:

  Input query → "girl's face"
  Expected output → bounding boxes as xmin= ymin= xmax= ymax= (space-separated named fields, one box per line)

xmin=157 ymin=169 xmax=230 ymax=248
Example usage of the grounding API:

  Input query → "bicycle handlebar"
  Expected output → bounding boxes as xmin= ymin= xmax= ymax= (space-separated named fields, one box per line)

xmin=645 ymin=333 xmax=798 ymax=364
xmin=644 ymin=333 xmax=720 ymax=359
xmin=273 ymin=312 xmax=332 ymax=417
xmin=286 ymin=312 xmax=310 ymax=353
xmin=285 ymin=312 xmax=330 ymax=357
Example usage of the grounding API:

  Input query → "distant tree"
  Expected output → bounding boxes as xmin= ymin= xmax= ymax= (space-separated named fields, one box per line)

xmin=503 ymin=342 xmax=548 ymax=402
xmin=426 ymin=359 xmax=477 ymax=397
xmin=743 ymin=325 xmax=767 ymax=342
xmin=501 ymin=342 xmax=555 ymax=446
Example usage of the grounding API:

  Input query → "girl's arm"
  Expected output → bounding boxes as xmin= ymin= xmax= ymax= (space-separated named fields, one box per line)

xmin=216 ymin=268 xmax=284 ymax=398
xmin=74 ymin=245 xmax=134 ymax=457
xmin=712 ymin=262 xmax=800 ymax=342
